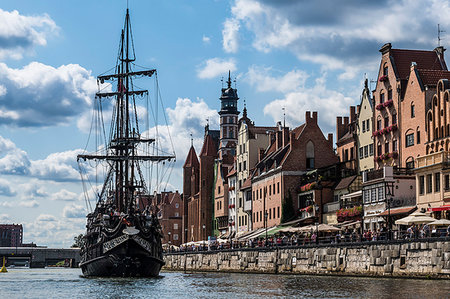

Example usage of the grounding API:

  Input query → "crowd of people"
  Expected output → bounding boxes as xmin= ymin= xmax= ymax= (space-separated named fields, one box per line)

xmin=164 ymin=224 xmax=450 ymax=253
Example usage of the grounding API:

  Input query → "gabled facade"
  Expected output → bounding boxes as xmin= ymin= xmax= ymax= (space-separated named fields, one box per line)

xmin=235 ymin=107 xmax=274 ymax=234
xmin=373 ymin=43 xmax=447 ymax=169
xmin=356 ymin=79 xmax=375 ymax=173
xmin=183 ymin=127 xmax=219 ymax=242
xmin=336 ymin=106 xmax=358 ymax=172
xmin=251 ymin=111 xmax=338 ymax=229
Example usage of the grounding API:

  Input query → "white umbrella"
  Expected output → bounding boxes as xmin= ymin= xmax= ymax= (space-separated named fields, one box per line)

xmin=428 ymin=219 xmax=450 ymax=226
xmin=395 ymin=213 xmax=435 ymax=225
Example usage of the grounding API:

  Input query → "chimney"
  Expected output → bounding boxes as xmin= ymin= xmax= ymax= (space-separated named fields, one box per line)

xmin=357 ymin=105 xmax=361 ymax=115
xmin=379 ymin=42 xmax=392 ymax=55
xmin=434 ymin=46 xmax=445 ymax=62
xmin=259 ymin=148 xmax=265 ymax=162
xmin=350 ymin=106 xmax=356 ymax=123
xmin=282 ymin=127 xmax=290 ymax=147
xmin=305 ymin=111 xmax=311 ymax=123
xmin=289 ymin=131 xmax=295 ymax=149
xmin=312 ymin=111 xmax=318 ymax=124
xmin=276 ymin=129 xmax=282 ymax=150
xmin=336 ymin=116 xmax=343 ymax=140
xmin=343 ymin=116 xmax=349 ymax=131
xmin=328 ymin=133 xmax=333 ymax=148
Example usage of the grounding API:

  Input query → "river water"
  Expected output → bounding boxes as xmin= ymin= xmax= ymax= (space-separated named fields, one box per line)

xmin=0 ymin=268 xmax=449 ymax=298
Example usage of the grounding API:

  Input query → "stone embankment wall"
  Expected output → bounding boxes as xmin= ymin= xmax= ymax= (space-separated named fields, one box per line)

xmin=163 ymin=240 xmax=450 ymax=278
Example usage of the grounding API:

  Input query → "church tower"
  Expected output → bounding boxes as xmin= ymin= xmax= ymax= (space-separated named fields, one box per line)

xmin=219 ymin=71 xmax=239 ymax=159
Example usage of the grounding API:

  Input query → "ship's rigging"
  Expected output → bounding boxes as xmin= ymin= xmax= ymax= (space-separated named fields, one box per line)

xmin=77 ymin=9 xmax=176 ymax=214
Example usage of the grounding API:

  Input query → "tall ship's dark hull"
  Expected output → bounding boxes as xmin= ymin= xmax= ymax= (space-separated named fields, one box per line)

xmin=80 ymin=239 xmax=164 ymax=277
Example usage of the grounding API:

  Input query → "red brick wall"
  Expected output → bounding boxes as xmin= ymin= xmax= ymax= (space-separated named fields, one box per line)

xmin=401 ymin=66 xmax=428 ymax=166
xmin=373 ymin=48 xmax=401 ymax=167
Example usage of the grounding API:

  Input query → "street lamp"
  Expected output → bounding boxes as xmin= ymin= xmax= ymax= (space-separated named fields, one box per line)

xmin=385 ymin=181 xmax=395 ymax=240
xmin=168 ymin=232 xmax=171 ymax=252
xmin=202 ymin=224 xmax=206 ymax=250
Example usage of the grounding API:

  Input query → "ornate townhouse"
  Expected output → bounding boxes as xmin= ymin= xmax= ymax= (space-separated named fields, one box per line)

xmin=415 ymin=79 xmax=450 ymax=219
xmin=357 ymin=79 xmax=375 ymax=173
xmin=373 ymin=43 xmax=447 ymax=169
xmin=235 ymin=108 xmax=274 ymax=235
xmin=336 ymin=106 xmax=358 ymax=172
xmin=251 ymin=112 xmax=338 ymax=230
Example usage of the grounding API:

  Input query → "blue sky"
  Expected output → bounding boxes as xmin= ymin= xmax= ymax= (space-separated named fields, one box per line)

xmin=0 ymin=0 xmax=449 ymax=247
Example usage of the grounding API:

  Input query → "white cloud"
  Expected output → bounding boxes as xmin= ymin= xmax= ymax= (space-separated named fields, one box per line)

xmin=0 ymin=135 xmax=30 ymax=175
xmin=50 ymin=189 xmax=78 ymax=201
xmin=0 ymin=178 xmax=16 ymax=196
xmin=202 ymin=35 xmax=211 ymax=43
xmin=227 ymin=0 xmax=450 ymax=76
xmin=222 ymin=18 xmax=240 ymax=53
xmin=197 ymin=58 xmax=237 ymax=79
xmin=37 ymin=214 xmax=57 ymax=222
xmin=0 ymin=9 xmax=58 ymax=60
xmin=246 ymin=65 xmax=308 ymax=93
xmin=18 ymin=200 xmax=39 ymax=208
xmin=0 ymin=202 xmax=13 ymax=208
xmin=263 ymin=75 xmax=354 ymax=132
xmin=63 ymin=203 xmax=86 ymax=219
xmin=0 ymin=62 xmax=97 ymax=127
xmin=0 ymin=214 xmax=11 ymax=222
xmin=30 ymin=149 xmax=83 ymax=182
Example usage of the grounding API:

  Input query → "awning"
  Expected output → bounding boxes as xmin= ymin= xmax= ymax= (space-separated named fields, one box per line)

xmin=429 ymin=205 xmax=450 ymax=212
xmin=378 ymin=206 xmax=416 ymax=217
xmin=341 ymin=190 xmax=362 ymax=200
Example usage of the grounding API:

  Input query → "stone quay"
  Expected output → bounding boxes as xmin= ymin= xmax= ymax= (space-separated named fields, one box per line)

xmin=163 ymin=239 xmax=450 ymax=278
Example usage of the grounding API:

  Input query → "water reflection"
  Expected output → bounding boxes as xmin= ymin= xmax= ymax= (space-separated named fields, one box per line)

xmin=1 ymin=268 xmax=449 ymax=298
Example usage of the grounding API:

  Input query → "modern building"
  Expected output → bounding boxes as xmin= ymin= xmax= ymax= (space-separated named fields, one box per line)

xmin=0 ymin=224 xmax=23 ymax=247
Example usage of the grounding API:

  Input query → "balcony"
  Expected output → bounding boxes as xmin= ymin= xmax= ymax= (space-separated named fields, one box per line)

xmin=323 ymin=201 xmax=340 ymax=213
xmin=363 ymin=166 xmax=413 ymax=183
xmin=416 ymin=151 xmax=450 ymax=169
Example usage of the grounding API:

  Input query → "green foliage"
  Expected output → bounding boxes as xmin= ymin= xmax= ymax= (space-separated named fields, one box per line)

xmin=71 ymin=234 xmax=84 ymax=248
xmin=281 ymin=190 xmax=295 ymax=223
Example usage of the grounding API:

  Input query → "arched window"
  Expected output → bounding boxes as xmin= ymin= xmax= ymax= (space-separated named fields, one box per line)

xmin=306 ymin=141 xmax=314 ymax=169
xmin=383 ymin=63 xmax=388 ymax=76
xmin=411 ymin=102 xmax=415 ymax=118
xmin=405 ymin=156 xmax=415 ymax=169
xmin=416 ymin=127 xmax=421 ymax=144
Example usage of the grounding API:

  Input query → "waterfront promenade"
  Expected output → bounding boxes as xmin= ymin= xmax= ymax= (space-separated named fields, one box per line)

xmin=163 ymin=237 xmax=450 ymax=279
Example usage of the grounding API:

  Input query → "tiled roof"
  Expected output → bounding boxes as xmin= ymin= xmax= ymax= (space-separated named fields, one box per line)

xmin=183 ymin=146 xmax=199 ymax=168
xmin=417 ymin=69 xmax=450 ymax=86
xmin=390 ymin=49 xmax=445 ymax=80
xmin=378 ymin=206 xmax=416 ymax=217
xmin=335 ymin=175 xmax=357 ymax=190
xmin=227 ymin=167 xmax=236 ymax=177
xmin=199 ymin=134 xmax=217 ymax=157
xmin=241 ymin=178 xmax=252 ymax=189
xmin=292 ymin=124 xmax=306 ymax=139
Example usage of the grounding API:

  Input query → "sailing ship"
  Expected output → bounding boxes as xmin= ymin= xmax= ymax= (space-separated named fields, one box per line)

xmin=77 ymin=9 xmax=175 ymax=277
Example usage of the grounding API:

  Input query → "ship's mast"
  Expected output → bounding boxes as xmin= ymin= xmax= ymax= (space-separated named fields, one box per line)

xmin=77 ymin=9 xmax=175 ymax=214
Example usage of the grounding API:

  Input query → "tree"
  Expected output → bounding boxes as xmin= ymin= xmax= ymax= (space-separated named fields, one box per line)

xmin=281 ymin=190 xmax=295 ymax=223
xmin=71 ymin=234 xmax=84 ymax=248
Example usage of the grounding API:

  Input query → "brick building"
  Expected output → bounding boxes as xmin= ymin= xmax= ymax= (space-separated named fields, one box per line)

xmin=0 ymin=224 xmax=23 ymax=247
xmin=251 ymin=111 xmax=338 ymax=230
xmin=182 ymin=127 xmax=219 ymax=242
xmin=336 ymin=106 xmax=358 ymax=172
xmin=373 ymin=43 xmax=447 ymax=169
xmin=213 ymin=156 xmax=233 ymax=236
